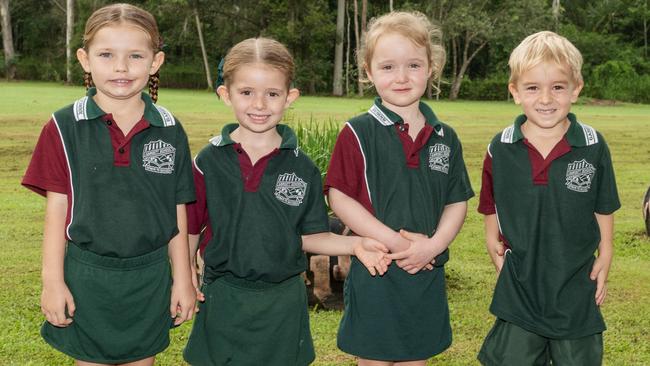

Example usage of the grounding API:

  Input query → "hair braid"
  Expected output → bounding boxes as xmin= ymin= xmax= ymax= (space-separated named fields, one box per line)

xmin=83 ymin=72 xmax=94 ymax=90
xmin=148 ymin=72 xmax=160 ymax=103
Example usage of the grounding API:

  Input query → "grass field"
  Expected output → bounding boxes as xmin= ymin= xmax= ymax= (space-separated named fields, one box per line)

xmin=1 ymin=81 xmax=649 ymax=365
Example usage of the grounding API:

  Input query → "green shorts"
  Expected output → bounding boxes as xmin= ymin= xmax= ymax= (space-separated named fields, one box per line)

xmin=337 ymin=257 xmax=451 ymax=361
xmin=478 ymin=319 xmax=603 ymax=366
xmin=183 ymin=274 xmax=314 ymax=366
xmin=41 ymin=243 xmax=172 ymax=364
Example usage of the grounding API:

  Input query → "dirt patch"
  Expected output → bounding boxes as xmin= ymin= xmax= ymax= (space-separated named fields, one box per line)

xmin=585 ymin=98 xmax=619 ymax=106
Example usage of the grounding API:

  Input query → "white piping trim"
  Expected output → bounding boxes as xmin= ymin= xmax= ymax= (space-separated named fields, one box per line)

xmin=435 ymin=126 xmax=444 ymax=137
xmin=52 ymin=114 xmax=75 ymax=240
xmin=494 ymin=205 xmax=504 ymax=236
xmin=346 ymin=122 xmax=372 ymax=204
xmin=578 ymin=122 xmax=598 ymax=146
xmin=209 ymin=135 xmax=223 ymax=146
xmin=368 ymin=105 xmax=394 ymax=126
xmin=193 ymin=156 xmax=204 ymax=176
xmin=487 ymin=143 xmax=492 ymax=158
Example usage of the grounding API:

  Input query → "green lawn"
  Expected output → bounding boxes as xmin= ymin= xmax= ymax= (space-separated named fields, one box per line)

xmin=1 ymin=81 xmax=649 ymax=365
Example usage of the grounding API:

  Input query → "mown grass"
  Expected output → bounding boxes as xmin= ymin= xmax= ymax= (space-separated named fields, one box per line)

xmin=1 ymin=81 xmax=649 ymax=365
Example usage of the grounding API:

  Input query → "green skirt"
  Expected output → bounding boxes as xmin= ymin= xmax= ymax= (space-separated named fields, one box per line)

xmin=337 ymin=257 xmax=452 ymax=361
xmin=41 ymin=243 xmax=172 ymax=364
xmin=184 ymin=274 xmax=314 ymax=366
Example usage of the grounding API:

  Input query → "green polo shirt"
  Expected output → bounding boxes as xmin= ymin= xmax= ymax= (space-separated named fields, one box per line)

xmin=484 ymin=113 xmax=620 ymax=339
xmin=192 ymin=124 xmax=330 ymax=284
xmin=23 ymin=88 xmax=195 ymax=258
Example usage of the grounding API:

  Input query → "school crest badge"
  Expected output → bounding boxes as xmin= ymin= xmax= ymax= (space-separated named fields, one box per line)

xmin=428 ymin=143 xmax=450 ymax=174
xmin=142 ymin=140 xmax=176 ymax=174
xmin=565 ymin=159 xmax=596 ymax=192
xmin=274 ymin=173 xmax=307 ymax=206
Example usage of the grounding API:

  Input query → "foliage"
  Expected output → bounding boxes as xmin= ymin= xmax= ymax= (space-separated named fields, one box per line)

xmin=291 ymin=117 xmax=341 ymax=181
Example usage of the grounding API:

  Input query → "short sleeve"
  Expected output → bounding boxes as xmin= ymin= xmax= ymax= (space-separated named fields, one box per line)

xmin=187 ymin=161 xmax=208 ymax=235
xmin=22 ymin=119 xmax=70 ymax=197
xmin=299 ymin=166 xmax=330 ymax=235
xmin=324 ymin=125 xmax=373 ymax=213
xmin=174 ymin=123 xmax=196 ymax=204
xmin=445 ymin=132 xmax=475 ymax=204
xmin=594 ymin=140 xmax=621 ymax=215
xmin=478 ymin=150 xmax=496 ymax=214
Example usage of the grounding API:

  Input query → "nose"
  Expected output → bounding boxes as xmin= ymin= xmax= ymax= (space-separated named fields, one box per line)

xmin=113 ymin=55 xmax=128 ymax=72
xmin=540 ymin=88 xmax=552 ymax=104
xmin=396 ymin=66 xmax=408 ymax=83
xmin=253 ymin=94 xmax=266 ymax=109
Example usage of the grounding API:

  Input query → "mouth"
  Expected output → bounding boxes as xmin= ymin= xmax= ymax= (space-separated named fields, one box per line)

xmin=536 ymin=108 xmax=557 ymax=114
xmin=109 ymin=79 xmax=133 ymax=86
xmin=247 ymin=113 xmax=271 ymax=123
xmin=392 ymin=88 xmax=411 ymax=93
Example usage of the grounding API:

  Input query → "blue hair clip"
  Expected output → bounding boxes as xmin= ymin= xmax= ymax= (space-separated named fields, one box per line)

xmin=215 ymin=58 xmax=225 ymax=90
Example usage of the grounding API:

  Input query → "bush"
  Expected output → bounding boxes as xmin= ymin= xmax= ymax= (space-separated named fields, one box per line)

xmin=161 ymin=63 xmax=210 ymax=89
xmin=585 ymin=60 xmax=650 ymax=104
xmin=290 ymin=117 xmax=341 ymax=181
xmin=456 ymin=74 xmax=510 ymax=101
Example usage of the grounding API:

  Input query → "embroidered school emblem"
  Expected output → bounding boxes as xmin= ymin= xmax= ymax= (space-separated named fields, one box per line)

xmin=428 ymin=143 xmax=450 ymax=174
xmin=142 ymin=140 xmax=176 ymax=174
xmin=565 ymin=159 xmax=596 ymax=193
xmin=274 ymin=173 xmax=307 ymax=206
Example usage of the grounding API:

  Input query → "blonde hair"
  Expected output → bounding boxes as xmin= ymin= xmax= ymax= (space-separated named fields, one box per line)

xmin=222 ymin=37 xmax=295 ymax=87
xmin=509 ymin=31 xmax=583 ymax=85
xmin=81 ymin=3 xmax=163 ymax=102
xmin=360 ymin=11 xmax=445 ymax=91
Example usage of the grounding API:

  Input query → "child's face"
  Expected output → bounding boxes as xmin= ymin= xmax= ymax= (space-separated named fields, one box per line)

xmin=509 ymin=61 xmax=583 ymax=131
xmin=77 ymin=24 xmax=164 ymax=104
xmin=366 ymin=33 xmax=431 ymax=111
xmin=217 ymin=64 xmax=299 ymax=135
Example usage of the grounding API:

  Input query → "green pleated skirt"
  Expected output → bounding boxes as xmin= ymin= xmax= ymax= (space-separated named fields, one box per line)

xmin=184 ymin=274 xmax=314 ymax=366
xmin=337 ymin=257 xmax=452 ymax=361
xmin=41 ymin=243 xmax=172 ymax=364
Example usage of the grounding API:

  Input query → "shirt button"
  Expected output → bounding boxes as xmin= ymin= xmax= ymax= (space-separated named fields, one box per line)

xmin=106 ymin=120 xmax=112 ymax=126
xmin=236 ymin=148 xmax=243 ymax=153
xmin=118 ymin=147 xmax=125 ymax=154
xmin=399 ymin=126 xmax=405 ymax=132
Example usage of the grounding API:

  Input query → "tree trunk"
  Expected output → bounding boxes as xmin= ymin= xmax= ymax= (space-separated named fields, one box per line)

xmin=332 ymin=0 xmax=345 ymax=96
xmin=345 ymin=0 xmax=351 ymax=95
xmin=389 ymin=0 xmax=393 ymax=12
xmin=194 ymin=6 xmax=212 ymax=89
xmin=449 ymin=39 xmax=487 ymax=100
xmin=552 ymin=0 xmax=561 ymax=30
xmin=66 ymin=0 xmax=74 ymax=84
xmin=354 ymin=0 xmax=363 ymax=96
xmin=0 ymin=0 xmax=16 ymax=80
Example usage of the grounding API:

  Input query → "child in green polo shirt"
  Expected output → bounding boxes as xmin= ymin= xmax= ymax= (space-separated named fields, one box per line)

xmin=477 ymin=31 xmax=620 ymax=365
xmin=183 ymin=37 xmax=391 ymax=366
xmin=326 ymin=11 xmax=474 ymax=365
xmin=22 ymin=3 xmax=196 ymax=365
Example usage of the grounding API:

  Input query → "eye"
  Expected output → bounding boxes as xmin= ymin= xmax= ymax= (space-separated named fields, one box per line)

xmin=130 ymin=54 xmax=144 ymax=59
xmin=240 ymin=90 xmax=252 ymax=96
xmin=381 ymin=65 xmax=393 ymax=70
xmin=98 ymin=52 xmax=111 ymax=58
xmin=552 ymin=85 xmax=566 ymax=91
xmin=525 ymin=86 xmax=538 ymax=91
xmin=409 ymin=63 xmax=421 ymax=69
xmin=269 ymin=91 xmax=280 ymax=97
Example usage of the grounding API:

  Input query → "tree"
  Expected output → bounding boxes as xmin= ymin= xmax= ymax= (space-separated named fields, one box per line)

xmin=66 ymin=0 xmax=74 ymax=84
xmin=191 ymin=0 xmax=212 ymax=89
xmin=0 ymin=0 xmax=15 ymax=80
xmin=332 ymin=0 xmax=344 ymax=95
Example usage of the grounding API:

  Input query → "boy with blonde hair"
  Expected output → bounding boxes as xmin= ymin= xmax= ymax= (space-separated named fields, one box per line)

xmin=477 ymin=31 xmax=620 ymax=365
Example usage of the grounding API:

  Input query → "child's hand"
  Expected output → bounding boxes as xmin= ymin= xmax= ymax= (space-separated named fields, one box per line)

xmin=590 ymin=255 xmax=611 ymax=306
xmin=487 ymin=240 xmax=505 ymax=273
xmin=41 ymin=280 xmax=75 ymax=327
xmin=353 ymin=237 xmax=391 ymax=276
xmin=388 ymin=230 xmax=444 ymax=274
xmin=170 ymin=280 xmax=196 ymax=326
xmin=190 ymin=261 xmax=205 ymax=315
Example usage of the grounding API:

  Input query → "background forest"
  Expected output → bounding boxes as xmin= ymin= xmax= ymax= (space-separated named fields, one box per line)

xmin=1 ymin=0 xmax=649 ymax=103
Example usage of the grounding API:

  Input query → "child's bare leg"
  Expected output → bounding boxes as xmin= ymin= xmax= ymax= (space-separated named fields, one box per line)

xmin=120 ymin=357 xmax=155 ymax=366
xmin=358 ymin=359 xmax=394 ymax=366
xmin=395 ymin=361 xmax=426 ymax=366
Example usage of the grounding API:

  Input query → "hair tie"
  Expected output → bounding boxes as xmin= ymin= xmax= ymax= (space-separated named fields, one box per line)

xmin=215 ymin=58 xmax=225 ymax=90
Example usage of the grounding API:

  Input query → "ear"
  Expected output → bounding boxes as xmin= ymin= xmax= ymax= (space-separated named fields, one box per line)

xmin=364 ymin=63 xmax=374 ymax=83
xmin=76 ymin=48 xmax=90 ymax=73
xmin=150 ymin=51 xmax=165 ymax=75
xmin=216 ymin=85 xmax=232 ymax=106
xmin=284 ymin=88 xmax=300 ymax=108
xmin=508 ymin=83 xmax=521 ymax=105
xmin=570 ymin=81 xmax=584 ymax=103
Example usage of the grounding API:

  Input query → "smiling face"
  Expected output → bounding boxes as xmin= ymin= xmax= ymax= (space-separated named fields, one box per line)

xmin=509 ymin=61 xmax=583 ymax=132
xmin=77 ymin=23 xmax=164 ymax=105
xmin=217 ymin=63 xmax=299 ymax=135
xmin=366 ymin=32 xmax=431 ymax=111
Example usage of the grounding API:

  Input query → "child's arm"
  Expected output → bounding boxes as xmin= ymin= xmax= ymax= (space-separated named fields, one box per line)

xmin=590 ymin=213 xmax=614 ymax=306
xmin=388 ymin=201 xmax=467 ymax=274
xmin=168 ymin=204 xmax=196 ymax=326
xmin=41 ymin=191 xmax=75 ymax=327
xmin=328 ymin=188 xmax=410 ymax=253
xmin=301 ymin=232 xmax=391 ymax=276
xmin=188 ymin=234 xmax=205 ymax=303
xmin=484 ymin=214 xmax=505 ymax=273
